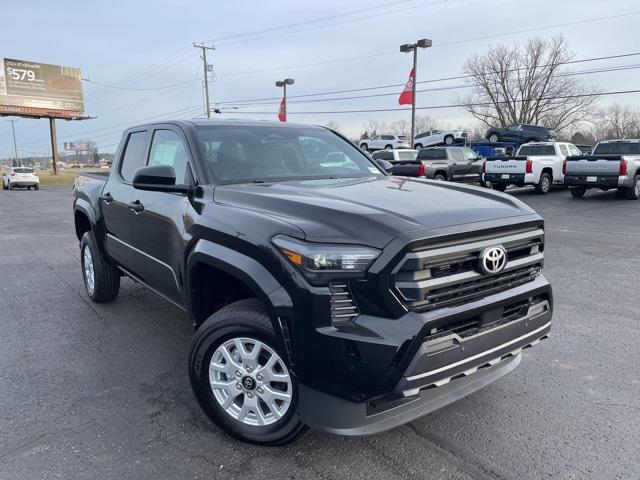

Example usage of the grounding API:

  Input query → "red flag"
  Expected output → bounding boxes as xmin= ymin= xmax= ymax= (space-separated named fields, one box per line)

xmin=398 ymin=68 xmax=414 ymax=105
xmin=278 ymin=97 xmax=286 ymax=122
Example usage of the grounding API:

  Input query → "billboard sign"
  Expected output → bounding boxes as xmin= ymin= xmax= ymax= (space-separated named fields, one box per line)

xmin=0 ymin=58 xmax=84 ymax=118
xmin=64 ymin=142 xmax=90 ymax=151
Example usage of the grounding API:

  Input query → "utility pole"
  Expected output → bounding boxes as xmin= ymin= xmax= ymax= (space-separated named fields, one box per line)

xmin=193 ymin=43 xmax=215 ymax=118
xmin=400 ymin=39 xmax=432 ymax=148
xmin=6 ymin=119 xmax=19 ymax=167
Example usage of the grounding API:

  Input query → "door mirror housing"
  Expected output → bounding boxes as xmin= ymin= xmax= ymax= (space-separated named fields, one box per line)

xmin=374 ymin=159 xmax=394 ymax=174
xmin=132 ymin=165 xmax=192 ymax=193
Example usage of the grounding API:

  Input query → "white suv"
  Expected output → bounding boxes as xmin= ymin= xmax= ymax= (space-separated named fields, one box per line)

xmin=359 ymin=134 xmax=409 ymax=152
xmin=2 ymin=167 xmax=40 ymax=190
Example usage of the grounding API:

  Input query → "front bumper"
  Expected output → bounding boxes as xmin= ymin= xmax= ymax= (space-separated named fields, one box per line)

xmin=563 ymin=174 xmax=630 ymax=188
xmin=297 ymin=275 xmax=552 ymax=435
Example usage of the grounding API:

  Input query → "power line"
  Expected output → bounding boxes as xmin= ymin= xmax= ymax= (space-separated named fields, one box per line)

xmin=206 ymin=0 xmax=422 ymax=43
xmin=216 ymin=10 xmax=640 ymax=78
xmin=82 ymin=77 xmax=198 ymax=91
xmin=227 ymin=89 xmax=640 ymax=116
xmin=214 ymin=0 xmax=448 ymax=48
xmin=215 ymin=52 xmax=640 ymax=106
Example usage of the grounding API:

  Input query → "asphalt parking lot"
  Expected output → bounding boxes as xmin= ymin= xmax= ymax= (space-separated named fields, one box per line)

xmin=1 ymin=185 xmax=639 ymax=480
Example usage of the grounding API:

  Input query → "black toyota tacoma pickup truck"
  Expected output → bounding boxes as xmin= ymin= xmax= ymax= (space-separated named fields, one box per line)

xmin=73 ymin=119 xmax=552 ymax=445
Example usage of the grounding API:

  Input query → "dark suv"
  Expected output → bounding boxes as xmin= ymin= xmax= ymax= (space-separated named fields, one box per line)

xmin=485 ymin=124 xmax=556 ymax=144
xmin=73 ymin=119 xmax=552 ymax=445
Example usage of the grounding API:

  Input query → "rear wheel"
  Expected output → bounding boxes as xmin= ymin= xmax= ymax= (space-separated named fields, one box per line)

xmin=488 ymin=134 xmax=499 ymax=143
xmin=34 ymin=184 xmax=39 ymax=191
xmin=414 ymin=144 xmax=423 ymax=151
xmin=80 ymin=231 xmax=120 ymax=302
xmin=360 ymin=143 xmax=368 ymax=151
xmin=624 ymin=175 xmax=640 ymax=200
xmin=189 ymin=299 xmax=306 ymax=445
xmin=2 ymin=180 xmax=7 ymax=190
xmin=385 ymin=144 xmax=393 ymax=150
xmin=534 ymin=172 xmax=552 ymax=195
xmin=434 ymin=173 xmax=447 ymax=181
xmin=444 ymin=135 xmax=454 ymax=145
xmin=570 ymin=187 xmax=586 ymax=198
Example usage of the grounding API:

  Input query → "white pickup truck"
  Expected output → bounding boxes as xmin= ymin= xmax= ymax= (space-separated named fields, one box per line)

xmin=483 ymin=142 xmax=581 ymax=194
xmin=563 ymin=139 xmax=640 ymax=200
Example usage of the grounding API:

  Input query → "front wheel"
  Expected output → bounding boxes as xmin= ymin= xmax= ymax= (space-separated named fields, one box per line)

xmin=414 ymin=144 xmax=423 ymax=151
xmin=444 ymin=135 xmax=454 ymax=145
xmin=80 ymin=231 xmax=120 ymax=302
xmin=624 ymin=175 xmax=640 ymax=200
xmin=189 ymin=299 xmax=306 ymax=445
xmin=384 ymin=144 xmax=393 ymax=150
xmin=488 ymin=134 xmax=499 ymax=143
xmin=360 ymin=143 xmax=368 ymax=151
xmin=534 ymin=173 xmax=551 ymax=195
xmin=570 ymin=187 xmax=586 ymax=198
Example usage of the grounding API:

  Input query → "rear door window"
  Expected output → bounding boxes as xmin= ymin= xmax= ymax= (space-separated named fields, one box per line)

xmin=593 ymin=142 xmax=640 ymax=155
xmin=517 ymin=145 xmax=556 ymax=156
xmin=559 ymin=145 xmax=569 ymax=156
xmin=450 ymin=149 xmax=465 ymax=163
xmin=417 ymin=149 xmax=446 ymax=160
xmin=119 ymin=131 xmax=148 ymax=181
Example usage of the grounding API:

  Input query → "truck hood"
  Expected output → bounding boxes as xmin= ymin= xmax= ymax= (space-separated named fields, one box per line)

xmin=213 ymin=177 xmax=536 ymax=248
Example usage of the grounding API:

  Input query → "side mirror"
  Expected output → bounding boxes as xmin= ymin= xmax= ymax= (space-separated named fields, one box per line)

xmin=374 ymin=159 xmax=394 ymax=174
xmin=132 ymin=165 xmax=191 ymax=193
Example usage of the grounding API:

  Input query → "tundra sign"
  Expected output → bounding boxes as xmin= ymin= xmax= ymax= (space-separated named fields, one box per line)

xmin=0 ymin=58 xmax=84 ymax=118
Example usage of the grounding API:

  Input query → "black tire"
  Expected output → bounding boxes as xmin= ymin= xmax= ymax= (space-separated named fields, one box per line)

xmin=27 ymin=186 xmax=31 ymax=190
xmin=80 ymin=231 xmax=120 ymax=303
xmin=34 ymin=184 xmax=40 ymax=191
xmin=360 ymin=143 xmax=368 ymax=151
xmin=488 ymin=134 xmax=499 ymax=143
xmin=570 ymin=187 xmax=586 ymax=198
xmin=2 ymin=181 xmax=7 ymax=190
xmin=444 ymin=135 xmax=454 ymax=145
xmin=493 ymin=184 xmax=508 ymax=192
xmin=414 ymin=144 xmax=423 ymax=151
xmin=624 ymin=175 xmax=640 ymax=200
xmin=384 ymin=144 xmax=393 ymax=150
xmin=433 ymin=172 xmax=447 ymax=181
xmin=534 ymin=172 xmax=552 ymax=195
xmin=189 ymin=299 xmax=306 ymax=446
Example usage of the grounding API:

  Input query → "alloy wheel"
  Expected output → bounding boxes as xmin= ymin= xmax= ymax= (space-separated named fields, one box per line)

xmin=83 ymin=246 xmax=95 ymax=295
xmin=209 ymin=337 xmax=292 ymax=426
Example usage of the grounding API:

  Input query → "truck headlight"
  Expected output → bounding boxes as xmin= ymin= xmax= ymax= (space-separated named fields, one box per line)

xmin=272 ymin=235 xmax=380 ymax=284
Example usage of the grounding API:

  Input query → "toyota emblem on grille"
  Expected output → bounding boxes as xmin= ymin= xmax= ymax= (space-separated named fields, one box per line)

xmin=480 ymin=246 xmax=507 ymax=275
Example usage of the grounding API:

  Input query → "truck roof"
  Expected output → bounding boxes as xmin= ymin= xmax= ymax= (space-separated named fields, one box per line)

xmin=598 ymin=139 xmax=640 ymax=143
xmin=125 ymin=118 xmax=327 ymax=131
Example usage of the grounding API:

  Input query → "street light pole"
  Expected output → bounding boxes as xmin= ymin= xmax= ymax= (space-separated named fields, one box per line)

xmin=6 ymin=119 xmax=19 ymax=166
xmin=276 ymin=78 xmax=295 ymax=122
xmin=400 ymin=38 xmax=432 ymax=148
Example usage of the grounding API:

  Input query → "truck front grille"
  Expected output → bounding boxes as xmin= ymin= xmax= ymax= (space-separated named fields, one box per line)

xmin=393 ymin=227 xmax=544 ymax=311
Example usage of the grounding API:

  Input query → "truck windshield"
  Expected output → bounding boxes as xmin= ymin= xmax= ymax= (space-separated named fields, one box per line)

xmin=196 ymin=126 xmax=383 ymax=183
xmin=517 ymin=145 xmax=555 ymax=156
xmin=593 ymin=143 xmax=640 ymax=155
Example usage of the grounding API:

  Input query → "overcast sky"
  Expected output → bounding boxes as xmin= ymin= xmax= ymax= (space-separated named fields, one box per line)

xmin=2 ymin=0 xmax=640 ymax=157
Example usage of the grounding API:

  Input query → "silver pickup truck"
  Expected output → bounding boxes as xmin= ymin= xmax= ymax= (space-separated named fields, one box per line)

xmin=564 ymin=139 xmax=640 ymax=200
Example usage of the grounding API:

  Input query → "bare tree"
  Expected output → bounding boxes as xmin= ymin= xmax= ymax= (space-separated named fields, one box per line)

xmin=324 ymin=120 xmax=341 ymax=133
xmin=388 ymin=115 xmax=439 ymax=138
xmin=360 ymin=118 xmax=388 ymax=139
xmin=590 ymin=104 xmax=640 ymax=140
xmin=458 ymin=36 xmax=598 ymax=132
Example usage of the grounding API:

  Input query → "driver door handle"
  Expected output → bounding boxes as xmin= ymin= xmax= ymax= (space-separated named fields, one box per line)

xmin=100 ymin=193 xmax=113 ymax=204
xmin=127 ymin=200 xmax=144 ymax=213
